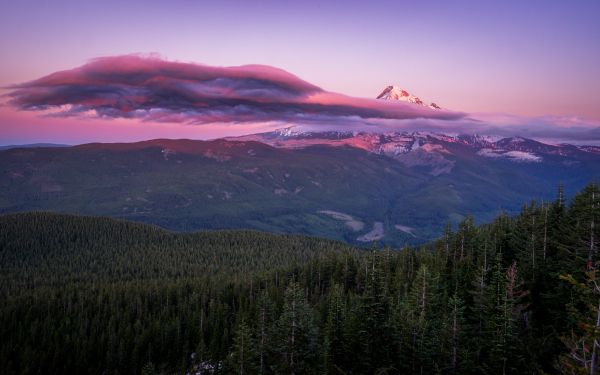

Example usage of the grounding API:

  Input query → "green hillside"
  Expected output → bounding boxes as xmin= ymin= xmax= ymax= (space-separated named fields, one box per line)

xmin=1 ymin=139 xmax=599 ymax=246
xmin=0 ymin=212 xmax=358 ymax=291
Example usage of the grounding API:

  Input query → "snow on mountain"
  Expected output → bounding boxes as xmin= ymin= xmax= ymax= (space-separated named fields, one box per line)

xmin=230 ymin=123 xmax=600 ymax=173
xmin=274 ymin=127 xmax=305 ymax=137
xmin=455 ymin=134 xmax=496 ymax=148
xmin=376 ymin=85 xmax=441 ymax=109
xmin=477 ymin=148 xmax=542 ymax=163
xmin=578 ymin=145 xmax=600 ymax=154
xmin=377 ymin=86 xmax=424 ymax=104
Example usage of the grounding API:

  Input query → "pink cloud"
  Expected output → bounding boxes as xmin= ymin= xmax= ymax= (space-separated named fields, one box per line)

xmin=6 ymin=54 xmax=464 ymax=125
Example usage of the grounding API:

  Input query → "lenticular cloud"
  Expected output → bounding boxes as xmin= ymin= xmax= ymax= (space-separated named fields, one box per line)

xmin=7 ymin=55 xmax=463 ymax=125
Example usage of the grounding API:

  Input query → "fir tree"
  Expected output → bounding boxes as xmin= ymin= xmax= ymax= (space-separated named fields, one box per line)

xmin=271 ymin=282 xmax=319 ymax=374
xmin=228 ymin=320 xmax=257 ymax=375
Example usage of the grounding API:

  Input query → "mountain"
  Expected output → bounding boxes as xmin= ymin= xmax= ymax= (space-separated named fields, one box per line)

xmin=235 ymin=127 xmax=600 ymax=171
xmin=0 ymin=143 xmax=69 ymax=150
xmin=1 ymin=134 xmax=599 ymax=246
xmin=376 ymin=85 xmax=441 ymax=109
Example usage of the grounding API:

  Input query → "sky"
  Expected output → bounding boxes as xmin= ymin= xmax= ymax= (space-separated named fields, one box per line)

xmin=1 ymin=0 xmax=599 ymax=145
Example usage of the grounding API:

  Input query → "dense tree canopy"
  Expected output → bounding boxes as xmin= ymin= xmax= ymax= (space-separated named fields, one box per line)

xmin=0 ymin=183 xmax=599 ymax=374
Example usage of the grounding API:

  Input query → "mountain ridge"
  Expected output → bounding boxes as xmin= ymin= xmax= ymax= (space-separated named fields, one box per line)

xmin=232 ymin=127 xmax=600 ymax=166
xmin=2 ymin=133 xmax=599 ymax=246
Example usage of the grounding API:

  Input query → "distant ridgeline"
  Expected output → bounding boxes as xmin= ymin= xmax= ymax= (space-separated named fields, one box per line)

xmin=2 ymin=137 xmax=599 ymax=247
xmin=1 ymin=183 xmax=599 ymax=374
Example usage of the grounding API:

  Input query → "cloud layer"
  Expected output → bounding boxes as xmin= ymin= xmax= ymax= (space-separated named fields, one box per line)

xmin=7 ymin=55 xmax=462 ymax=125
xmin=6 ymin=55 xmax=599 ymax=145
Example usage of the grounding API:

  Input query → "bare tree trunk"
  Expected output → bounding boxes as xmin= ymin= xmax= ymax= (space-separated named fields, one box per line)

xmin=240 ymin=327 xmax=245 ymax=375
xmin=421 ymin=270 xmax=427 ymax=314
xmin=452 ymin=240 xmax=457 ymax=268
xmin=409 ymin=251 xmax=414 ymax=280
xmin=588 ymin=191 xmax=600 ymax=375
xmin=532 ymin=215 xmax=536 ymax=271
xmin=445 ymin=226 xmax=450 ymax=263
xmin=591 ymin=299 xmax=600 ymax=375
xmin=543 ymin=205 xmax=548 ymax=261
xmin=372 ymin=253 xmax=376 ymax=276
xmin=200 ymin=311 xmax=203 ymax=332
xmin=344 ymin=254 xmax=348 ymax=289
xmin=589 ymin=190 xmax=596 ymax=270
xmin=290 ymin=299 xmax=296 ymax=374
xmin=260 ymin=307 xmax=266 ymax=375
xmin=479 ymin=270 xmax=485 ymax=336
xmin=452 ymin=299 xmax=458 ymax=372
xmin=199 ymin=311 xmax=204 ymax=362
xmin=559 ymin=184 xmax=565 ymax=208
xmin=484 ymin=241 xmax=488 ymax=272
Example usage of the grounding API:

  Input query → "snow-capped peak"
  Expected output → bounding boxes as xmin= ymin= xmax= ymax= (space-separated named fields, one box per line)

xmin=275 ymin=126 xmax=302 ymax=137
xmin=376 ymin=85 xmax=440 ymax=109
xmin=377 ymin=85 xmax=423 ymax=104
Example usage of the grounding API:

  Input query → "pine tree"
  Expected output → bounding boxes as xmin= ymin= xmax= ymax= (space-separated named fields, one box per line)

xmin=357 ymin=251 xmax=397 ymax=373
xmin=482 ymin=256 xmax=526 ymax=374
xmin=405 ymin=263 xmax=442 ymax=373
xmin=228 ymin=320 xmax=257 ymax=375
xmin=471 ymin=261 xmax=488 ymax=362
xmin=324 ymin=283 xmax=347 ymax=373
xmin=560 ymin=268 xmax=600 ymax=375
xmin=446 ymin=291 xmax=466 ymax=373
xmin=254 ymin=289 xmax=275 ymax=375
xmin=271 ymin=282 xmax=319 ymax=374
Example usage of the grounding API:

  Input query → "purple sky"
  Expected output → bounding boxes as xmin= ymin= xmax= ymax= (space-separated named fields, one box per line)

xmin=1 ymin=0 xmax=599 ymax=144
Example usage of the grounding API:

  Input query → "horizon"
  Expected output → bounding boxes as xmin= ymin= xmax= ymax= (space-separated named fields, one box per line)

xmin=1 ymin=1 xmax=600 ymax=145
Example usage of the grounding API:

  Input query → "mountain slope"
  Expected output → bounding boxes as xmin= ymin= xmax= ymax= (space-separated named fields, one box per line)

xmin=1 ymin=136 xmax=599 ymax=245
xmin=0 ymin=212 xmax=357 ymax=290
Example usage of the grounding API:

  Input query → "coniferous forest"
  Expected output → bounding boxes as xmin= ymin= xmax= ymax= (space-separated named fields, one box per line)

xmin=1 ymin=183 xmax=599 ymax=374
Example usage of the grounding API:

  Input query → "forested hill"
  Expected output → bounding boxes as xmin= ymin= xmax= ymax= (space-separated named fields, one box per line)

xmin=0 ymin=212 xmax=359 ymax=290
xmin=1 ymin=183 xmax=599 ymax=374
xmin=2 ymin=137 xmax=599 ymax=247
